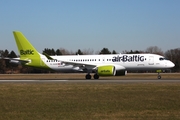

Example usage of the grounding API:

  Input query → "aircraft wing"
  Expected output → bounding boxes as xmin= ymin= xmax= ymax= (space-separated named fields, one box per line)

xmin=60 ymin=60 xmax=97 ymax=69
xmin=46 ymin=54 xmax=97 ymax=69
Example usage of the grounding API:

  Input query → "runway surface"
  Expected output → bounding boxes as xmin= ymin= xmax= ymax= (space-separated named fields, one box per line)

xmin=0 ymin=79 xmax=180 ymax=83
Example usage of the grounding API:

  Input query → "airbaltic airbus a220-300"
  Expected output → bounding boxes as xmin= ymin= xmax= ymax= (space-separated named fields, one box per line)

xmin=9 ymin=31 xmax=175 ymax=79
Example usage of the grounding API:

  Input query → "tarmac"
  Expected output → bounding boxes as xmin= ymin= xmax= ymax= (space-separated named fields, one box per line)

xmin=0 ymin=79 xmax=180 ymax=83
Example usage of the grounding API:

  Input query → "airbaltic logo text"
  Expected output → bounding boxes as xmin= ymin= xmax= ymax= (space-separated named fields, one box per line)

xmin=112 ymin=55 xmax=145 ymax=62
xmin=101 ymin=70 xmax=110 ymax=73
xmin=20 ymin=50 xmax=34 ymax=55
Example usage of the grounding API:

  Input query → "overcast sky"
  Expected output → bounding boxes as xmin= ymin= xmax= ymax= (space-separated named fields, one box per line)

xmin=0 ymin=0 xmax=180 ymax=54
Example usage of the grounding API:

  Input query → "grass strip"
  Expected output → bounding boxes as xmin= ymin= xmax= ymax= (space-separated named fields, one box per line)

xmin=0 ymin=83 xmax=179 ymax=119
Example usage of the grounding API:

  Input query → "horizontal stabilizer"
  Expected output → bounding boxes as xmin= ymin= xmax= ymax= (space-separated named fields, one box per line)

xmin=3 ymin=57 xmax=30 ymax=64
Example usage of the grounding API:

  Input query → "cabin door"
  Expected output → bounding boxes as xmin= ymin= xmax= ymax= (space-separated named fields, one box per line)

xmin=149 ymin=56 xmax=154 ymax=65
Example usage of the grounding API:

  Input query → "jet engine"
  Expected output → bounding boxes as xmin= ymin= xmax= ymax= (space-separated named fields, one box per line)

xmin=97 ymin=65 xmax=127 ymax=76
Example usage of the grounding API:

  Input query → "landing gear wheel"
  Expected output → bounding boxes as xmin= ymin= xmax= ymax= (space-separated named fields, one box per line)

xmin=158 ymin=75 xmax=161 ymax=79
xmin=85 ymin=74 xmax=91 ymax=79
xmin=157 ymin=73 xmax=161 ymax=79
xmin=93 ymin=74 xmax=99 ymax=79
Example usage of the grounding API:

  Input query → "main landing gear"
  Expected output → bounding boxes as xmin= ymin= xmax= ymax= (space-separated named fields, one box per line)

xmin=85 ymin=73 xmax=91 ymax=79
xmin=85 ymin=73 xmax=99 ymax=79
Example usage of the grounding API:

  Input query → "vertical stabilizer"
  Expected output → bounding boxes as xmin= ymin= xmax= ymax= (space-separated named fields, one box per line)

xmin=13 ymin=31 xmax=40 ymax=59
xmin=12 ymin=31 xmax=51 ymax=69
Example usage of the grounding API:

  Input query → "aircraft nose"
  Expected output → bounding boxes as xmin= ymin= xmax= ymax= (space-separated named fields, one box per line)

xmin=169 ymin=61 xmax=175 ymax=68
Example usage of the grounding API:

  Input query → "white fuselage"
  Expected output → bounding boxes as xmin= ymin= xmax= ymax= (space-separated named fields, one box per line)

xmin=40 ymin=54 xmax=175 ymax=72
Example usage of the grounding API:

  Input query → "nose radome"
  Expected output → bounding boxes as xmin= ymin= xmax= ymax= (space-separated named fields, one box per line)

xmin=169 ymin=61 xmax=175 ymax=68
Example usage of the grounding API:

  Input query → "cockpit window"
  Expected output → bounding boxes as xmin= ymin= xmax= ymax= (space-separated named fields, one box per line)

xmin=159 ymin=58 xmax=163 ymax=60
xmin=159 ymin=57 xmax=168 ymax=61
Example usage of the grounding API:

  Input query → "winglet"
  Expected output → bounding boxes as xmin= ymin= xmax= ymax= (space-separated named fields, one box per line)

xmin=43 ymin=52 xmax=54 ymax=60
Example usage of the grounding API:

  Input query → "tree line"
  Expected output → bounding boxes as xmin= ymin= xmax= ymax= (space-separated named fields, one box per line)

xmin=0 ymin=46 xmax=179 ymax=73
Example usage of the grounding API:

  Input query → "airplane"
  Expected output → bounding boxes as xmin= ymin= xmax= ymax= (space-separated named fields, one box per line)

xmin=7 ymin=31 xmax=175 ymax=79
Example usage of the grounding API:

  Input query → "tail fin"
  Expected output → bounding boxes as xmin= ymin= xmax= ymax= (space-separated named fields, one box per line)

xmin=13 ymin=31 xmax=51 ymax=69
xmin=13 ymin=31 xmax=40 ymax=59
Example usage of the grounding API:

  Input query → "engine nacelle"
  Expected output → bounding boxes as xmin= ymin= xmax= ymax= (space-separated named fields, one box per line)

xmin=115 ymin=69 xmax=127 ymax=76
xmin=97 ymin=65 xmax=127 ymax=76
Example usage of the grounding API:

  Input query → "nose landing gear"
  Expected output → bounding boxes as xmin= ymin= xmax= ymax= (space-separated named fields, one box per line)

xmin=157 ymin=73 xmax=161 ymax=79
xmin=157 ymin=70 xmax=162 ymax=79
